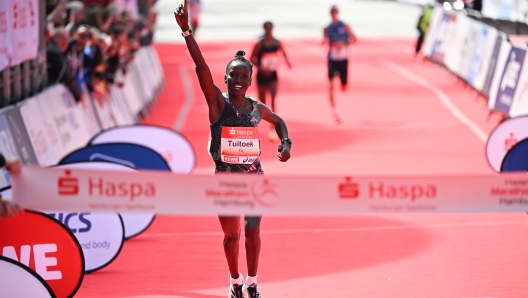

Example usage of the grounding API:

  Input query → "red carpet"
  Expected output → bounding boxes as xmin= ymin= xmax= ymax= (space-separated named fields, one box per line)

xmin=75 ymin=38 xmax=528 ymax=297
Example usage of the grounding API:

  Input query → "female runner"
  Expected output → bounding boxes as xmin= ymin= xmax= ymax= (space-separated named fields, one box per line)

xmin=250 ymin=21 xmax=292 ymax=141
xmin=175 ymin=2 xmax=292 ymax=298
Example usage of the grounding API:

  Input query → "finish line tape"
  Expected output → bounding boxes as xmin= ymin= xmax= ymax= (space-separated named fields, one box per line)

xmin=11 ymin=166 xmax=528 ymax=215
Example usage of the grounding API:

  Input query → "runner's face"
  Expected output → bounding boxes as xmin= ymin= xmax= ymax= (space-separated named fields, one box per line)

xmin=264 ymin=23 xmax=273 ymax=36
xmin=331 ymin=9 xmax=338 ymax=19
xmin=225 ymin=62 xmax=252 ymax=95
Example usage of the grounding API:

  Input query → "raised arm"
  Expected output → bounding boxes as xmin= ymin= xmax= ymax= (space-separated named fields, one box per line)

xmin=175 ymin=1 xmax=221 ymax=107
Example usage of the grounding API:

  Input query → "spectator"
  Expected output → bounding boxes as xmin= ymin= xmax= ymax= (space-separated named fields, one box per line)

xmin=415 ymin=4 xmax=433 ymax=56
xmin=65 ymin=25 xmax=92 ymax=93
xmin=65 ymin=1 xmax=86 ymax=33
xmin=47 ymin=27 xmax=83 ymax=103
xmin=84 ymin=4 xmax=105 ymax=31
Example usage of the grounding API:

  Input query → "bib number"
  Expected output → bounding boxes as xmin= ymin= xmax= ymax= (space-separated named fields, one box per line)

xmin=330 ymin=43 xmax=348 ymax=60
xmin=221 ymin=127 xmax=260 ymax=164
xmin=260 ymin=52 xmax=279 ymax=72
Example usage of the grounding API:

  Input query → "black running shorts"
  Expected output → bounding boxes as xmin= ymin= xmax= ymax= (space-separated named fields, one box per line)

xmin=257 ymin=71 xmax=278 ymax=85
xmin=328 ymin=59 xmax=348 ymax=86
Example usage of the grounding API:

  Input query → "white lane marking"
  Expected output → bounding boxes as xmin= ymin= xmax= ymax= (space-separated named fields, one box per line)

xmin=379 ymin=58 xmax=488 ymax=143
xmin=144 ymin=220 xmax=527 ymax=238
xmin=173 ymin=66 xmax=194 ymax=131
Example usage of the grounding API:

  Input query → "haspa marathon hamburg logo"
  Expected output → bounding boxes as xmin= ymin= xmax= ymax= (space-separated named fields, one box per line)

xmin=0 ymin=211 xmax=84 ymax=297
xmin=339 ymin=177 xmax=437 ymax=201
xmin=57 ymin=169 xmax=156 ymax=201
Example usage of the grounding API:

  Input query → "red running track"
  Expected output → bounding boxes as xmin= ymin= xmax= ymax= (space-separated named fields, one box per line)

xmin=75 ymin=39 xmax=528 ymax=297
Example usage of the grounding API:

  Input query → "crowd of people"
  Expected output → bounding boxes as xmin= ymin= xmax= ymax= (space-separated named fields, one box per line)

xmin=45 ymin=0 xmax=156 ymax=104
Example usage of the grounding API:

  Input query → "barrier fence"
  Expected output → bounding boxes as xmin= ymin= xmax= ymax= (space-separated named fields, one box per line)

xmin=0 ymin=45 xmax=165 ymax=189
xmin=423 ymin=6 xmax=528 ymax=118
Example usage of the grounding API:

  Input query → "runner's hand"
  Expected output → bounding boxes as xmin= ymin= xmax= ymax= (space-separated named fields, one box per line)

xmin=174 ymin=0 xmax=190 ymax=31
xmin=0 ymin=201 xmax=21 ymax=218
xmin=277 ymin=143 xmax=291 ymax=162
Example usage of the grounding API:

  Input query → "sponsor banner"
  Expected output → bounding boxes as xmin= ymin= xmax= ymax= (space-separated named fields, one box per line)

xmin=92 ymin=94 xmax=118 ymax=130
xmin=0 ymin=256 xmax=55 ymax=298
xmin=36 ymin=85 xmax=92 ymax=156
xmin=486 ymin=116 xmax=528 ymax=172
xmin=18 ymin=97 xmax=60 ymax=167
xmin=90 ymin=125 xmax=195 ymax=174
xmin=10 ymin=0 xmax=39 ymax=65
xmin=221 ymin=127 xmax=260 ymax=165
xmin=430 ymin=12 xmax=456 ymax=63
xmin=482 ymin=0 xmax=526 ymax=21
xmin=422 ymin=6 xmax=445 ymax=58
xmin=46 ymin=208 xmax=124 ymax=272
xmin=144 ymin=46 xmax=164 ymax=90
xmin=79 ymin=84 xmax=103 ymax=136
xmin=467 ymin=25 xmax=498 ymax=91
xmin=1 ymin=106 xmax=38 ymax=165
xmin=486 ymin=38 xmax=511 ymax=108
xmin=493 ymin=46 xmax=526 ymax=114
xmin=508 ymin=54 xmax=528 ymax=117
xmin=0 ymin=210 xmax=84 ymax=297
xmin=59 ymin=144 xmax=170 ymax=238
xmin=0 ymin=1 xmax=13 ymax=72
xmin=458 ymin=18 xmax=481 ymax=80
xmin=120 ymin=72 xmax=144 ymax=116
xmin=444 ymin=14 xmax=471 ymax=76
xmin=501 ymin=138 xmax=528 ymax=172
xmin=12 ymin=166 xmax=528 ymax=214
xmin=0 ymin=113 xmax=21 ymax=188
xmin=130 ymin=60 xmax=150 ymax=106
xmin=56 ymin=161 xmax=152 ymax=240
xmin=109 ymin=85 xmax=135 ymax=126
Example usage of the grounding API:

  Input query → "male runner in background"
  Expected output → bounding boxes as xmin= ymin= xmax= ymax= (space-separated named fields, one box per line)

xmin=323 ymin=4 xmax=357 ymax=124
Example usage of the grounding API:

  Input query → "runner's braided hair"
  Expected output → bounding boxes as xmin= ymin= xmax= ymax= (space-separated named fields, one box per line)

xmin=226 ymin=50 xmax=253 ymax=74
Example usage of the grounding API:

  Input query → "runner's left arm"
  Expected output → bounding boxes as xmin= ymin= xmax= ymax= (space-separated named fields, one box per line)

xmin=345 ymin=24 xmax=357 ymax=44
xmin=257 ymin=103 xmax=291 ymax=162
xmin=278 ymin=41 xmax=292 ymax=68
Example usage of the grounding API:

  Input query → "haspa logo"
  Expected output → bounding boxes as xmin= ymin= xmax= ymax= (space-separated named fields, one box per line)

xmin=369 ymin=183 xmax=437 ymax=202
xmin=230 ymin=128 xmax=236 ymax=135
xmin=252 ymin=178 xmax=279 ymax=207
xmin=58 ymin=170 xmax=79 ymax=195
xmin=339 ymin=177 xmax=359 ymax=199
xmin=57 ymin=169 xmax=156 ymax=201
xmin=504 ymin=132 xmax=518 ymax=152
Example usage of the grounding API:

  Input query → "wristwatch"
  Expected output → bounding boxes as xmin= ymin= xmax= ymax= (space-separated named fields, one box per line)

xmin=281 ymin=138 xmax=292 ymax=145
xmin=181 ymin=28 xmax=193 ymax=37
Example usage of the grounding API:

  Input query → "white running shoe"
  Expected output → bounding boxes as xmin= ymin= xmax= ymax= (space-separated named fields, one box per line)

xmin=246 ymin=283 xmax=262 ymax=298
xmin=228 ymin=273 xmax=245 ymax=298
xmin=228 ymin=283 xmax=245 ymax=298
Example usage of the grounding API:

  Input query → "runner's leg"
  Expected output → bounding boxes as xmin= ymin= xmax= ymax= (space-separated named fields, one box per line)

xmin=244 ymin=215 xmax=262 ymax=276
xmin=219 ymin=215 xmax=242 ymax=278
xmin=269 ymin=80 xmax=278 ymax=113
xmin=258 ymin=84 xmax=267 ymax=106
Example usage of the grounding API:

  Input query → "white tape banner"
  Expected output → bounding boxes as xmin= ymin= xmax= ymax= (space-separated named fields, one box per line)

xmin=11 ymin=166 xmax=528 ymax=215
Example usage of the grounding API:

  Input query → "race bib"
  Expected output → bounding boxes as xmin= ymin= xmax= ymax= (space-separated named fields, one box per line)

xmin=260 ymin=52 xmax=279 ymax=72
xmin=329 ymin=43 xmax=348 ymax=60
xmin=221 ymin=127 xmax=260 ymax=164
